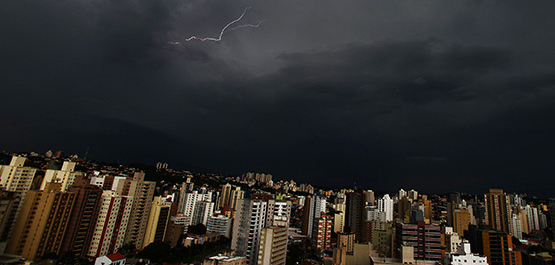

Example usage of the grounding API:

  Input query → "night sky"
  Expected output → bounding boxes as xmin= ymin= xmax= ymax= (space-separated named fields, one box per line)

xmin=2 ymin=0 xmax=555 ymax=197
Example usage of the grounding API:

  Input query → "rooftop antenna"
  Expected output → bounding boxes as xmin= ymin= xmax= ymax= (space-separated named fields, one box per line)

xmin=84 ymin=147 xmax=89 ymax=161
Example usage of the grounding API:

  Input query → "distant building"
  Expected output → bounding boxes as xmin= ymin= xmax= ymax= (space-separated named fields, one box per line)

xmin=524 ymin=205 xmax=540 ymax=231
xmin=365 ymin=190 xmax=375 ymax=205
xmin=484 ymin=189 xmax=512 ymax=234
xmin=378 ymin=194 xmax=394 ymax=222
xmin=453 ymin=208 xmax=471 ymax=236
xmin=346 ymin=190 xmax=365 ymax=241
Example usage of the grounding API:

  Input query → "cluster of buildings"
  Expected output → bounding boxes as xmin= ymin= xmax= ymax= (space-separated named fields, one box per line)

xmin=0 ymin=151 xmax=554 ymax=265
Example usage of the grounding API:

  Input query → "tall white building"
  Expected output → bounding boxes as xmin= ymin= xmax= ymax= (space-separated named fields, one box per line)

xmin=231 ymin=199 xmax=268 ymax=265
xmin=398 ymin=189 xmax=407 ymax=200
xmin=40 ymin=161 xmax=78 ymax=191
xmin=512 ymin=214 xmax=523 ymax=239
xmin=525 ymin=205 xmax=540 ymax=231
xmin=378 ymin=194 xmax=394 ymax=222
xmin=178 ymin=190 xmax=212 ymax=225
xmin=88 ymin=190 xmax=133 ymax=257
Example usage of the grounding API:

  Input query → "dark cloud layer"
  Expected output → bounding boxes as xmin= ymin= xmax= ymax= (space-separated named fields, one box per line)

xmin=2 ymin=0 xmax=555 ymax=197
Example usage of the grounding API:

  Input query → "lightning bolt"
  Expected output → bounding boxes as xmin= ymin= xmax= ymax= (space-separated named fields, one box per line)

xmin=182 ymin=7 xmax=265 ymax=42
xmin=226 ymin=19 xmax=267 ymax=32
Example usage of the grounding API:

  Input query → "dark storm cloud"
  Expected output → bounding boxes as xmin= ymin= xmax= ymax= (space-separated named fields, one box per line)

xmin=2 ymin=0 xmax=555 ymax=197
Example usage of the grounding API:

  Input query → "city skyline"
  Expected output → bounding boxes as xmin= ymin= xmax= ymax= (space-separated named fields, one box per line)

xmin=0 ymin=150 xmax=552 ymax=200
xmin=0 ymin=152 xmax=553 ymax=264
xmin=2 ymin=0 xmax=555 ymax=198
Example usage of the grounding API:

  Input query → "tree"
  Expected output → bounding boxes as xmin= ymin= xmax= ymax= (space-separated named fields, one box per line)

xmin=117 ymin=242 xmax=137 ymax=258
xmin=137 ymin=241 xmax=172 ymax=263
xmin=187 ymin=223 xmax=207 ymax=235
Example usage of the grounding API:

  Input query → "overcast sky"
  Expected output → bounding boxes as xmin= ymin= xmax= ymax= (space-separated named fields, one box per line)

xmin=2 ymin=0 xmax=555 ymax=197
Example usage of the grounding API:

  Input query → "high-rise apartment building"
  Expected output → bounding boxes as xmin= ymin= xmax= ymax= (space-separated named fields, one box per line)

xmin=40 ymin=161 xmax=78 ymax=191
xmin=345 ymin=191 xmax=365 ymax=241
xmin=219 ymin=183 xmax=232 ymax=209
xmin=60 ymin=176 xmax=103 ymax=258
xmin=302 ymin=195 xmax=326 ymax=238
xmin=453 ymin=208 xmax=471 ymax=236
xmin=395 ymin=221 xmax=444 ymax=261
xmin=334 ymin=194 xmax=346 ymax=233
xmin=143 ymin=196 xmax=172 ymax=248
xmin=0 ymin=156 xmax=36 ymax=195
xmin=0 ymin=191 xmax=19 ymax=254
xmin=178 ymin=189 xmax=212 ymax=224
xmin=484 ymin=189 xmax=512 ymax=234
xmin=408 ymin=189 xmax=419 ymax=201
xmin=231 ymin=199 xmax=268 ymax=265
xmin=524 ymin=205 xmax=540 ymax=232
xmin=6 ymin=183 xmax=76 ymax=261
xmin=258 ymin=226 xmax=287 ymax=265
xmin=378 ymin=194 xmax=394 ymax=222
xmin=312 ymin=214 xmax=332 ymax=251
xmin=266 ymin=200 xmax=291 ymax=228
xmin=0 ymin=156 xmax=37 ymax=249
xmin=123 ymin=172 xmax=156 ymax=249
xmin=473 ymin=229 xmax=522 ymax=265
xmin=515 ymin=208 xmax=529 ymax=234
xmin=365 ymin=190 xmax=375 ymax=205
xmin=88 ymin=190 xmax=133 ymax=257
xmin=229 ymin=187 xmax=244 ymax=210
xmin=511 ymin=214 xmax=522 ymax=240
